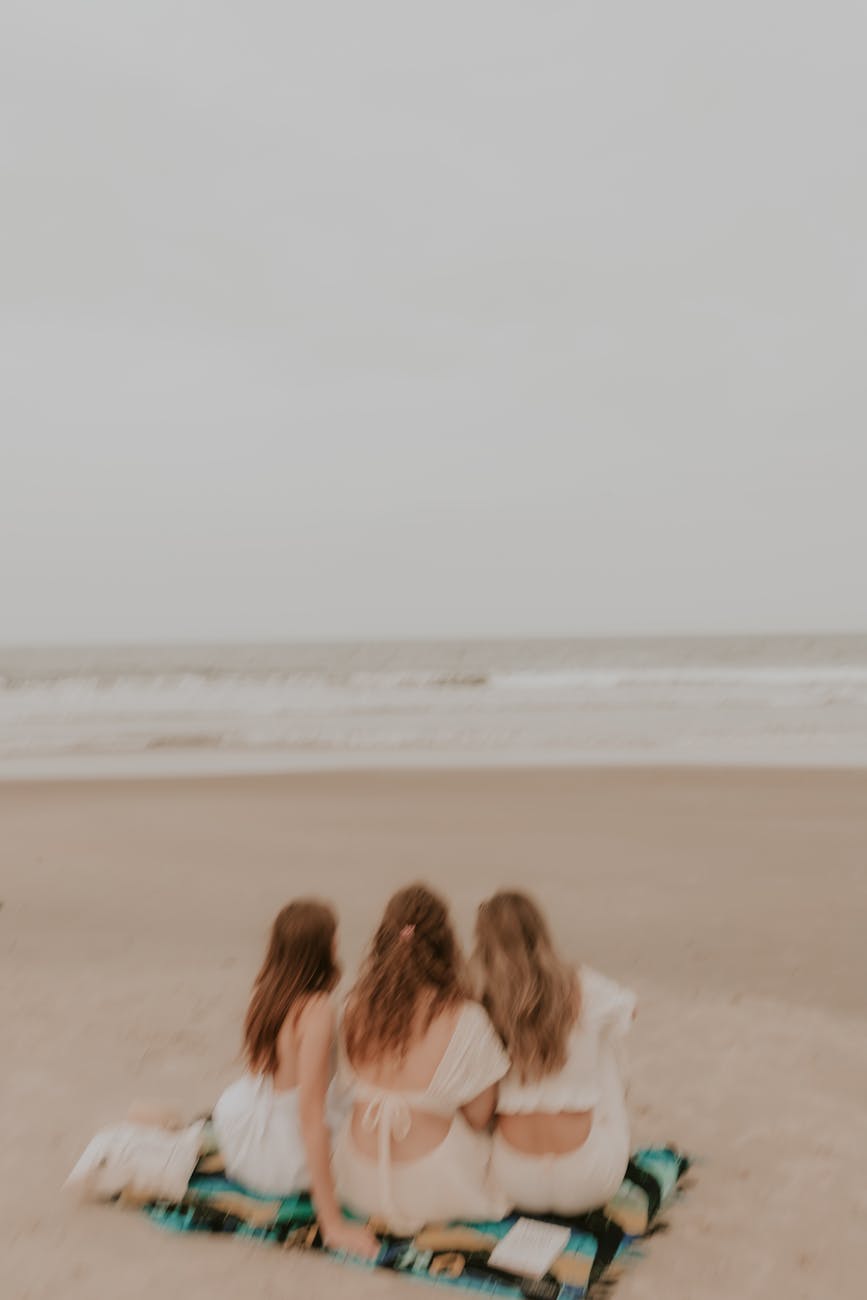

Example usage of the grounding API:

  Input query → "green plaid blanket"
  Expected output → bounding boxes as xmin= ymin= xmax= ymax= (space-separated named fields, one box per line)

xmin=144 ymin=1144 xmax=690 ymax=1298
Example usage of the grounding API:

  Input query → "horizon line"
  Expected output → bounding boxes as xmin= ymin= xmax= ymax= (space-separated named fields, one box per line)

xmin=2 ymin=628 xmax=867 ymax=653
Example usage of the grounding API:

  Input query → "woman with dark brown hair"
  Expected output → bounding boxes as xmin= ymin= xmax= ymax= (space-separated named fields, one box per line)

xmin=334 ymin=884 xmax=511 ymax=1234
xmin=213 ymin=899 xmax=377 ymax=1257
xmin=473 ymin=891 xmax=636 ymax=1215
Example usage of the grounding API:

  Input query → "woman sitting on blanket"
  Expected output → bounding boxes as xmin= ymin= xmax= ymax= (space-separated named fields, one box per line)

xmin=334 ymin=883 xmax=512 ymax=1235
xmin=212 ymin=899 xmax=378 ymax=1258
xmin=472 ymin=890 xmax=635 ymax=1216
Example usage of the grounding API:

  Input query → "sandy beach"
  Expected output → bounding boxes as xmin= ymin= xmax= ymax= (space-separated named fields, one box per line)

xmin=2 ymin=766 xmax=865 ymax=1300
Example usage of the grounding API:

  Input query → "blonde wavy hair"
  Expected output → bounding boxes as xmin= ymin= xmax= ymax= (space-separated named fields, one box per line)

xmin=472 ymin=891 xmax=579 ymax=1082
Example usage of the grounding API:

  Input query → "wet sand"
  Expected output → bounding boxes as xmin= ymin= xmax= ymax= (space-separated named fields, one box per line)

xmin=2 ymin=767 xmax=865 ymax=1299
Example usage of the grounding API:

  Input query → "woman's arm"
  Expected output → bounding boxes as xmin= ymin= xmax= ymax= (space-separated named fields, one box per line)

xmin=294 ymin=996 xmax=378 ymax=1259
xmin=460 ymin=1082 xmax=498 ymax=1131
xmin=454 ymin=1001 xmax=510 ymax=1131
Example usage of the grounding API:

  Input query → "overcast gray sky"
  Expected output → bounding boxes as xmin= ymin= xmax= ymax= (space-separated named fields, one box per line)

xmin=2 ymin=2 xmax=865 ymax=642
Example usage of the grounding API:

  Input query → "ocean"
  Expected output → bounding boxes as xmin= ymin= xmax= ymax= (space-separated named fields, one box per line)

xmin=2 ymin=635 xmax=867 ymax=778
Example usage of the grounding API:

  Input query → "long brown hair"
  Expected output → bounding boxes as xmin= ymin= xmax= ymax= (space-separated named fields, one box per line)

xmin=243 ymin=899 xmax=339 ymax=1075
xmin=472 ymin=891 xmax=579 ymax=1082
xmin=343 ymin=884 xmax=467 ymax=1066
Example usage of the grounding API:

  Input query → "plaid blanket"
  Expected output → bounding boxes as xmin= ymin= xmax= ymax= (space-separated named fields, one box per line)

xmin=143 ymin=1143 xmax=690 ymax=1298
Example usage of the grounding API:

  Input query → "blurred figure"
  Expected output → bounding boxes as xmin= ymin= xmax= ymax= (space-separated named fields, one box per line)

xmin=335 ymin=884 xmax=511 ymax=1234
xmin=473 ymin=891 xmax=635 ymax=1215
xmin=213 ymin=900 xmax=378 ymax=1258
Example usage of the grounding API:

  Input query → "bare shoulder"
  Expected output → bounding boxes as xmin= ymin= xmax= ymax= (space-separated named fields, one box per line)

xmin=281 ymin=993 xmax=334 ymax=1056
xmin=295 ymin=991 xmax=334 ymax=1033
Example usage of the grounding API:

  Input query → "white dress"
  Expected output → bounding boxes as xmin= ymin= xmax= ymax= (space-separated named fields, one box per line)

xmin=334 ymin=1002 xmax=511 ymax=1234
xmin=492 ymin=967 xmax=636 ymax=1215
xmin=212 ymin=1072 xmax=348 ymax=1197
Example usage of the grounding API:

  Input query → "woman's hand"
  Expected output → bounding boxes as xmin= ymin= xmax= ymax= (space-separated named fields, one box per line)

xmin=322 ymin=1217 xmax=380 ymax=1260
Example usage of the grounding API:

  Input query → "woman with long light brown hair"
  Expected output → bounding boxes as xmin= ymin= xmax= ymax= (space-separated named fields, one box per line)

xmin=213 ymin=899 xmax=378 ymax=1257
xmin=334 ymin=884 xmax=511 ymax=1234
xmin=472 ymin=891 xmax=635 ymax=1215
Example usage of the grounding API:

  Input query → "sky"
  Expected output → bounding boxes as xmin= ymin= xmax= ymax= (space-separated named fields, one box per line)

xmin=2 ymin=2 xmax=866 ymax=643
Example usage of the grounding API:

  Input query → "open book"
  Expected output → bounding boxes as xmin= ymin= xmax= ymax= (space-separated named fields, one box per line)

xmin=488 ymin=1217 xmax=571 ymax=1279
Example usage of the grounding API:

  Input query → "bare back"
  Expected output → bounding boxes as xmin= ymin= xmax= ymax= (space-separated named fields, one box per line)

xmin=271 ymin=993 xmax=324 ymax=1092
xmin=349 ymin=1000 xmax=465 ymax=1161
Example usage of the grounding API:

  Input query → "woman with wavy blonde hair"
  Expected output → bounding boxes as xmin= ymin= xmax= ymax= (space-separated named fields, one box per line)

xmin=473 ymin=891 xmax=635 ymax=1215
xmin=335 ymin=884 xmax=511 ymax=1234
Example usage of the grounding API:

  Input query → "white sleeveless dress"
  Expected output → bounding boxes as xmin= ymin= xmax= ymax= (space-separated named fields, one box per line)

xmin=213 ymin=1071 xmax=348 ymax=1197
xmin=334 ymin=1002 xmax=511 ymax=1234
